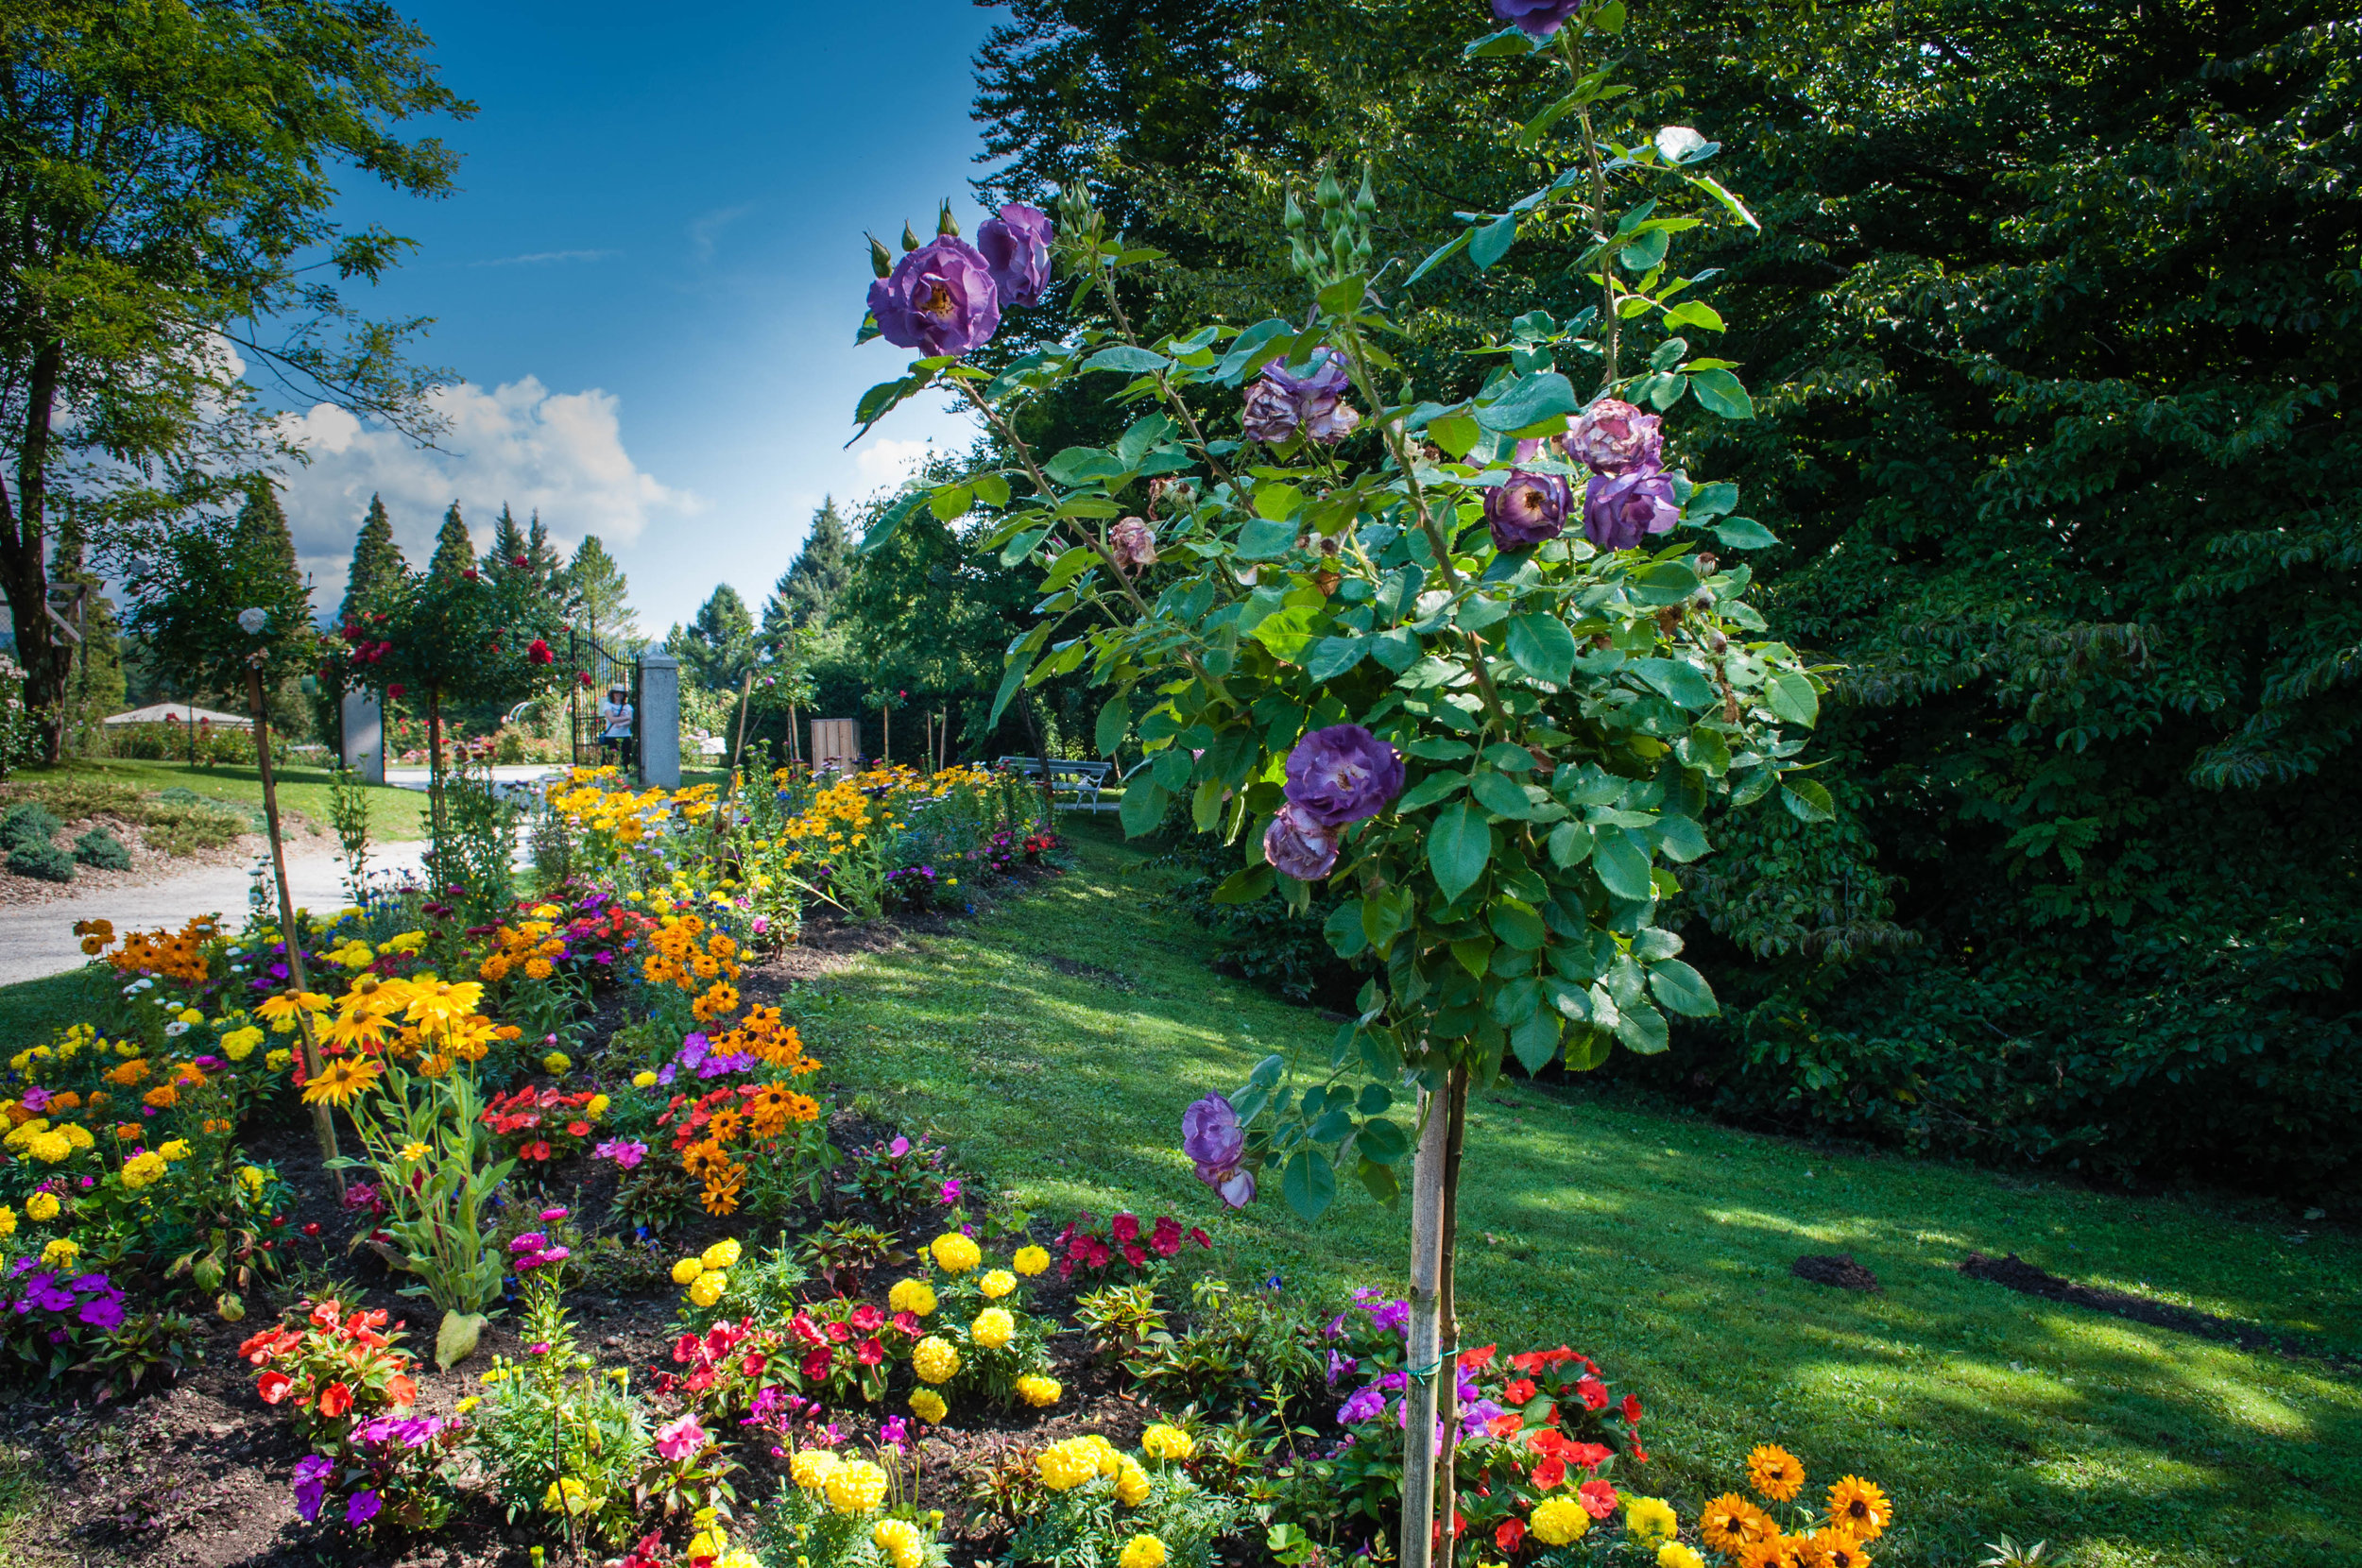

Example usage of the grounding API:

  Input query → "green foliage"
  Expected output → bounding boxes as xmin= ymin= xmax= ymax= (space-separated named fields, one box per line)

xmin=769 ymin=497 xmax=856 ymax=631
xmin=70 ymin=827 xmax=128 ymax=870
xmin=564 ymin=534 xmax=640 ymax=642
xmin=0 ymin=802 xmax=63 ymax=854
xmin=5 ymin=839 xmax=72 ymax=883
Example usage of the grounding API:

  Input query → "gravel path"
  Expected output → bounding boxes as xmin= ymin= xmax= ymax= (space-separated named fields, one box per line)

xmin=0 ymin=841 xmax=425 ymax=987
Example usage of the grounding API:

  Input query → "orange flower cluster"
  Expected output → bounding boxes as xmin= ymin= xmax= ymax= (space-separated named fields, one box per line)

xmin=662 ymin=1071 xmax=825 ymax=1218
xmin=478 ymin=914 xmax=567 ymax=983
xmin=705 ymin=1005 xmax=821 ymax=1076
xmin=97 ymin=916 xmax=218 ymax=984
xmin=640 ymin=912 xmax=741 ymax=1022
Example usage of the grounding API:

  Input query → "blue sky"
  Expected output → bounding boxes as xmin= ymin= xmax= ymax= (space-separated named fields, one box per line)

xmin=276 ymin=0 xmax=1004 ymax=635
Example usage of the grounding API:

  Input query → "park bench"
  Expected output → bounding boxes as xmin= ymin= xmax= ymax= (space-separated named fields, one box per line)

xmin=995 ymin=756 xmax=1117 ymax=810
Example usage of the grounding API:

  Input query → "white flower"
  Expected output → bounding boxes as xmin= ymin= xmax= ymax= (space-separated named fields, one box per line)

xmin=163 ymin=1021 xmax=190 ymax=1037
xmin=237 ymin=607 xmax=269 ymax=635
xmin=1653 ymin=126 xmax=1710 ymax=164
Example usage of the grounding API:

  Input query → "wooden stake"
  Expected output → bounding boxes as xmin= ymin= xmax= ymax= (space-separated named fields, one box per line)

xmin=248 ymin=663 xmax=342 ymax=1190
xmin=1400 ymin=1080 xmax=1452 ymax=1568
xmin=1436 ymin=1068 xmax=1470 ymax=1568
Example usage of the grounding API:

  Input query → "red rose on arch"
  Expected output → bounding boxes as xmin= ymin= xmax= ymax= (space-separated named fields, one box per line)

xmin=528 ymin=639 xmax=554 ymax=665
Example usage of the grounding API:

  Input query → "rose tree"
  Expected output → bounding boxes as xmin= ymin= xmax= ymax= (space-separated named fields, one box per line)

xmin=850 ymin=3 xmax=1828 ymax=1563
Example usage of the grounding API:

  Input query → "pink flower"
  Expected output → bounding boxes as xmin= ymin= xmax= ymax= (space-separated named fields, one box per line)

xmin=654 ymin=1413 xmax=707 ymax=1462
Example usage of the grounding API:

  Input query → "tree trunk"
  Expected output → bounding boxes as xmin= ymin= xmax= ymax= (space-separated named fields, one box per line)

xmin=1435 ymin=1068 xmax=1471 ymax=1568
xmin=1399 ymin=1082 xmax=1453 ymax=1568
xmin=426 ymin=687 xmax=446 ymax=850
xmin=0 ymin=343 xmax=71 ymax=764
xmin=1018 ymin=695 xmax=1057 ymax=822
xmin=248 ymin=665 xmax=342 ymax=1191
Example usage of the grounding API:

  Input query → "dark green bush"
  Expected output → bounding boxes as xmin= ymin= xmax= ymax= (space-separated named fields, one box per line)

xmin=7 ymin=841 xmax=75 ymax=882
xmin=0 ymin=802 xmax=62 ymax=854
xmin=72 ymin=827 xmax=130 ymax=870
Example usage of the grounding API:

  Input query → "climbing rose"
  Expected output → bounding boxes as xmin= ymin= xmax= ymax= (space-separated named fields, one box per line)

xmin=868 ymin=237 xmax=1001 ymax=357
xmin=527 ymin=638 xmax=553 ymax=665
xmin=1109 ymin=516 xmax=1157 ymax=570
xmin=1583 ymin=469 xmax=1682 ymax=551
xmin=1484 ymin=469 xmax=1572 ymax=552
xmin=1262 ymin=801 xmax=1341 ymax=881
xmin=1182 ymin=1094 xmax=1255 ymax=1208
xmin=1492 ymin=0 xmax=1583 ymax=37
xmin=1241 ymin=349 xmax=1359 ymax=445
xmin=976 ymin=203 xmax=1053 ymax=309
xmin=1284 ymin=724 xmax=1404 ymax=827
xmin=1566 ymin=398 xmax=1664 ymax=476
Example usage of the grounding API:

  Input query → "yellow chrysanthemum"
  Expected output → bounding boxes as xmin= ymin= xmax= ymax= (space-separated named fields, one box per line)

xmin=888 ymin=1278 xmax=937 ymax=1317
xmin=1016 ymin=1374 xmax=1061 ymax=1408
xmin=912 ymin=1336 xmax=960 ymax=1384
xmin=824 ymin=1458 xmax=888 ymax=1515
xmin=907 ymin=1389 xmax=948 ymax=1424
xmin=970 ymin=1307 xmax=1015 ymax=1351
xmin=873 ymin=1518 xmax=925 ymax=1568
xmin=1825 ymin=1476 xmax=1891 ymax=1542
xmin=1748 ymin=1444 xmax=1806 ymax=1503
xmin=1626 ymin=1497 xmax=1679 ymax=1545
xmin=978 ymin=1269 xmax=1017 ymax=1300
xmin=1036 ymin=1438 xmax=1099 ymax=1492
xmin=700 ymin=1236 xmax=742 ymax=1270
xmin=1119 ymin=1535 xmax=1167 ymax=1568
xmin=1532 ymin=1497 xmax=1591 ymax=1547
xmin=220 ymin=1026 xmax=265 ymax=1061
xmin=159 ymin=1139 xmax=191 ymax=1162
xmin=1141 ymin=1424 xmax=1194 ymax=1461
xmin=1012 ymin=1244 xmax=1050 ymax=1276
xmin=929 ymin=1232 xmax=981 ymax=1274
xmin=1115 ymin=1457 xmax=1151 ymax=1507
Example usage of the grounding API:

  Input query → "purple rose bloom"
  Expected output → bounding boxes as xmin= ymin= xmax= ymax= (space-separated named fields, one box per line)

xmin=1566 ymin=397 xmax=1665 ymax=475
xmin=1284 ymin=724 xmax=1405 ymax=827
xmin=868 ymin=237 xmax=1001 ymax=357
xmin=1182 ymin=1092 xmax=1257 ymax=1207
xmin=1484 ymin=469 xmax=1573 ymax=552
xmin=1492 ymin=0 xmax=1584 ymax=37
xmin=1108 ymin=516 xmax=1156 ymax=570
xmin=1263 ymin=801 xmax=1341 ymax=881
xmin=346 ymin=1489 xmax=382 ymax=1526
xmin=1583 ymin=468 xmax=1683 ymax=550
xmin=976 ymin=202 xmax=1053 ymax=308
xmin=291 ymin=1455 xmax=333 ymax=1523
xmin=1241 ymin=349 xmax=1360 ymax=445
xmin=1338 ymin=1385 xmax=1388 ymax=1424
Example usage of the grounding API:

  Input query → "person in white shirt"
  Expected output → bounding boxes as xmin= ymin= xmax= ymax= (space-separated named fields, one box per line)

xmin=597 ymin=686 xmax=634 ymax=765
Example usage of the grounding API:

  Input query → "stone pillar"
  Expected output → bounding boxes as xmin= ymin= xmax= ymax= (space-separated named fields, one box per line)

xmin=340 ymin=689 xmax=385 ymax=785
xmin=639 ymin=652 xmax=681 ymax=787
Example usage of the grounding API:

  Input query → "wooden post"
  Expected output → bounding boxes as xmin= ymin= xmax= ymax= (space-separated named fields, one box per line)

xmin=426 ymin=686 xmax=446 ymax=862
xmin=710 ymin=667 xmax=757 ymax=859
xmin=1400 ymin=1082 xmax=1452 ymax=1568
xmin=1435 ymin=1068 xmax=1470 ymax=1568
xmin=248 ymin=662 xmax=342 ymax=1188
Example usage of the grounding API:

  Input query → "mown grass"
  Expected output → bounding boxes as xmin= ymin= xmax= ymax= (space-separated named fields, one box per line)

xmin=796 ymin=818 xmax=2361 ymax=1568
xmin=5 ymin=757 xmax=431 ymax=844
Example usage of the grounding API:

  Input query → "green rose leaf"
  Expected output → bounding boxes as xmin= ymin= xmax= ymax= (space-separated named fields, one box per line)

xmin=1281 ymin=1149 xmax=1337 ymax=1221
xmin=1781 ymin=777 xmax=1837 ymax=822
xmin=1768 ymin=671 xmax=1821 ymax=727
xmin=1214 ymin=864 xmax=1276 ymax=906
xmin=1235 ymin=519 xmax=1300 ymax=560
xmin=1428 ymin=799 xmax=1493 ymax=901
xmin=1591 ymin=827 xmax=1654 ymax=901
xmin=1510 ymin=1011 xmax=1564 ymax=1075
xmin=1647 ymin=958 xmax=1720 ymax=1017
xmin=1308 ymin=636 xmax=1368 ymax=682
xmin=1470 ymin=770 xmax=1535 ymax=819
xmin=1688 ymin=367 xmax=1755 ymax=419
xmin=1615 ymin=997 xmax=1671 ymax=1053
xmin=1506 ymin=613 xmax=1577 ymax=685
xmin=1083 ymin=345 xmax=1171 ymax=374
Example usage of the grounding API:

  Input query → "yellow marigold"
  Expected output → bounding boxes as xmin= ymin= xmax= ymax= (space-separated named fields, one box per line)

xmin=689 ymin=1270 xmax=727 ymax=1308
xmin=1748 ymin=1444 xmax=1806 ymax=1503
xmin=907 ymin=1389 xmax=947 ymax=1424
xmin=542 ymin=1050 xmax=571 ymax=1075
xmin=1036 ymin=1438 xmax=1099 ymax=1492
xmin=41 ymin=1237 xmax=78 ymax=1267
xmin=159 ymin=1139 xmax=191 ymax=1162
xmin=587 ymin=1094 xmax=609 ymax=1116
xmin=671 ymin=1256 xmax=705 ymax=1286
xmin=888 ymin=1277 xmax=937 ymax=1317
xmin=1825 ymin=1477 xmax=1891 ymax=1542
xmin=1016 ymin=1374 xmax=1061 ymax=1408
xmin=236 ymin=1166 xmax=265 ymax=1192
xmin=912 ymin=1336 xmax=960 ymax=1385
xmin=1627 ymin=1497 xmax=1679 ymax=1546
xmin=0 ymin=1208 xmax=14 ymax=1237
xmin=700 ymin=1236 xmax=743 ymax=1270
xmin=265 ymin=1049 xmax=292 ymax=1071
xmin=978 ymin=1269 xmax=1016 ymax=1300
xmin=823 ymin=1457 xmax=888 ymax=1516
xmin=121 ymin=1150 xmax=168 ymax=1189
xmin=1119 ymin=1535 xmax=1167 ymax=1568
xmin=1140 ymin=1424 xmax=1194 ymax=1461
xmin=1115 ymin=1457 xmax=1151 ymax=1508
xmin=633 ymin=1070 xmax=659 ymax=1088
xmin=1532 ymin=1496 xmax=1591 ymax=1547
xmin=1012 ymin=1245 xmax=1050 ymax=1276
xmin=25 ymin=1191 xmax=60 ymax=1222
xmin=1660 ymin=1546 xmax=1708 ymax=1568
xmin=789 ymin=1447 xmax=841 ymax=1491
xmin=929 ymin=1231 xmax=982 ymax=1274
xmin=60 ymin=1124 xmax=91 ymax=1150
xmin=524 ymin=958 xmax=555 ymax=981
xmin=970 ymin=1307 xmax=1015 ymax=1350
xmin=873 ymin=1517 xmax=925 ymax=1568
xmin=26 ymin=1131 xmax=72 ymax=1163
xmin=220 ymin=1026 xmax=264 ymax=1061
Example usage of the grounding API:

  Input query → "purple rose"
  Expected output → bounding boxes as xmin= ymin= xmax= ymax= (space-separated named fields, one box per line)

xmin=867 ymin=237 xmax=1002 ymax=357
xmin=1484 ymin=469 xmax=1573 ymax=552
xmin=1109 ymin=516 xmax=1156 ymax=570
xmin=1566 ymin=397 xmax=1665 ymax=475
xmin=1182 ymin=1093 xmax=1257 ymax=1208
xmin=1241 ymin=349 xmax=1360 ymax=445
xmin=1583 ymin=469 xmax=1682 ymax=550
xmin=1492 ymin=0 xmax=1584 ymax=37
xmin=1263 ymin=801 xmax=1341 ymax=881
xmin=976 ymin=202 xmax=1053 ymax=309
xmin=1284 ymin=724 xmax=1405 ymax=827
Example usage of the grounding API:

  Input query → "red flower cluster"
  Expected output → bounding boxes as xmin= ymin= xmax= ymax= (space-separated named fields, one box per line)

xmin=480 ymin=1084 xmax=604 ymax=1162
xmin=1053 ymin=1211 xmax=1211 ymax=1279
xmin=527 ymin=638 xmax=554 ymax=665
xmin=653 ymin=1318 xmax=784 ymax=1424
xmin=338 ymin=619 xmax=394 ymax=666
xmin=239 ymin=1299 xmax=419 ymax=1443
xmin=780 ymin=1297 xmax=921 ymax=1405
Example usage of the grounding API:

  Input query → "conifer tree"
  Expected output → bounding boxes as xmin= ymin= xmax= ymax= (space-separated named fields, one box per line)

xmin=231 ymin=477 xmax=300 ymax=582
xmin=525 ymin=511 xmax=567 ymax=598
xmin=767 ymin=497 xmax=852 ymax=632
xmin=341 ymin=494 xmax=408 ymax=624
xmin=487 ymin=503 xmax=530 ymax=592
xmin=564 ymin=534 xmax=637 ymax=641
xmin=428 ymin=501 xmax=474 ymax=581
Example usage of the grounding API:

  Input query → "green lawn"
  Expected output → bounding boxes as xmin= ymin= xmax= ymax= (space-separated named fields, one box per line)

xmin=9 ymin=757 xmax=430 ymax=841
xmin=798 ymin=819 xmax=2361 ymax=1568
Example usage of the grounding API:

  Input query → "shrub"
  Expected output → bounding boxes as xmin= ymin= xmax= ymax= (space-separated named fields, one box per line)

xmin=0 ymin=801 xmax=61 ymax=853
xmin=72 ymin=827 xmax=130 ymax=870
xmin=6 ymin=840 xmax=74 ymax=882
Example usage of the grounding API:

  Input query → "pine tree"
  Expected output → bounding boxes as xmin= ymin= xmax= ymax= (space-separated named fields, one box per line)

xmin=487 ymin=503 xmax=530 ymax=593
xmin=341 ymin=494 xmax=409 ymax=624
xmin=231 ymin=477 xmax=300 ymax=581
xmin=768 ymin=497 xmax=852 ymax=632
xmin=564 ymin=535 xmax=637 ymax=641
xmin=428 ymin=501 xmax=474 ymax=580
xmin=672 ymin=583 xmax=756 ymax=690
xmin=525 ymin=511 xmax=567 ymax=598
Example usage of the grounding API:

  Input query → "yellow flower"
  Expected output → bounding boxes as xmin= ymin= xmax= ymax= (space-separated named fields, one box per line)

xmin=0 ymin=1207 xmax=15 ymax=1237
xmin=700 ymin=1236 xmax=743 ymax=1270
xmin=873 ymin=1518 xmax=925 ymax=1568
xmin=824 ymin=1457 xmax=888 ymax=1515
xmin=790 ymin=1447 xmax=841 ymax=1491
xmin=1036 ymin=1437 xmax=1099 ymax=1491
xmin=930 ymin=1232 xmax=981 ymax=1274
xmin=177 ymin=1008 xmax=204 ymax=1025
xmin=1532 ymin=1497 xmax=1591 ymax=1546
xmin=689 ymin=1270 xmax=727 ymax=1308
xmin=587 ymin=1094 xmax=609 ymax=1116
xmin=1747 ymin=1444 xmax=1806 ymax=1503
xmin=1119 ymin=1535 xmax=1167 ymax=1568
xmin=265 ymin=1049 xmax=292 ymax=1071
xmin=159 ymin=1139 xmax=191 ymax=1162
xmin=978 ymin=1269 xmax=1016 ymax=1300
xmin=912 ymin=1336 xmax=960 ymax=1384
xmin=542 ymin=1050 xmax=571 ymax=1075
xmin=220 ymin=1026 xmax=265 ymax=1061
xmin=633 ymin=1070 xmax=659 ymax=1087
xmin=237 ymin=1166 xmax=265 ymax=1192
xmin=1626 ymin=1496 xmax=1679 ymax=1546
xmin=672 ymin=1256 xmax=706 ymax=1286
xmin=1826 ymin=1476 xmax=1891 ymax=1542
xmin=970 ymin=1307 xmax=1015 ymax=1350
xmin=300 ymin=1056 xmax=384 ymax=1108
xmin=888 ymin=1277 xmax=937 ymax=1317
xmin=1141 ymin=1423 xmax=1194 ymax=1461
xmin=1658 ymin=1546 xmax=1707 ymax=1568
xmin=25 ymin=1191 xmax=60 ymax=1222
xmin=543 ymin=1476 xmax=595 ymax=1514
xmin=41 ymin=1237 xmax=78 ymax=1268
xmin=1012 ymin=1244 xmax=1050 ymax=1276
xmin=401 ymin=1141 xmax=429 ymax=1162
xmin=121 ymin=1150 xmax=168 ymax=1188
xmin=1115 ymin=1457 xmax=1151 ymax=1507
xmin=1016 ymin=1374 xmax=1061 ymax=1408
xmin=1813 ymin=1529 xmax=1874 ymax=1568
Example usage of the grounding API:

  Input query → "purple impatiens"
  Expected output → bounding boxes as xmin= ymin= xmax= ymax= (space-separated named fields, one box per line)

xmin=1182 ymin=1093 xmax=1255 ymax=1208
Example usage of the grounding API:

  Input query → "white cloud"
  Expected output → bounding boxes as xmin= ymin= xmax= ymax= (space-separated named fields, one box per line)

xmin=689 ymin=204 xmax=754 ymax=263
xmin=275 ymin=376 xmax=699 ymax=606
xmin=853 ymin=435 xmax=935 ymax=485
xmin=471 ymin=248 xmax=621 ymax=267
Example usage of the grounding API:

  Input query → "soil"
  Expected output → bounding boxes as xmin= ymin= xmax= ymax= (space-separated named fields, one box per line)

xmin=1789 ymin=1253 xmax=1880 ymax=1292
xmin=1958 ymin=1252 xmax=2359 ymax=1370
